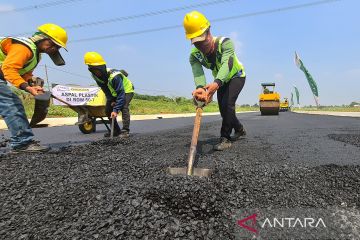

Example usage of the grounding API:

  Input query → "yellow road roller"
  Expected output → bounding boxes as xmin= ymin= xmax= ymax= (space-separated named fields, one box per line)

xmin=280 ymin=98 xmax=290 ymax=112
xmin=259 ymin=83 xmax=280 ymax=115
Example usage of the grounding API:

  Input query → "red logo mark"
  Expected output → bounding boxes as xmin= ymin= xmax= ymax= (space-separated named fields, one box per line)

xmin=237 ymin=213 xmax=258 ymax=234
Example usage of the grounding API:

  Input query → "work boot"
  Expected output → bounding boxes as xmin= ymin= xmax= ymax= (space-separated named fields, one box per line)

xmin=213 ymin=137 xmax=232 ymax=151
xmin=119 ymin=130 xmax=130 ymax=138
xmin=231 ymin=128 xmax=247 ymax=141
xmin=11 ymin=141 xmax=50 ymax=153
xmin=104 ymin=131 xmax=120 ymax=138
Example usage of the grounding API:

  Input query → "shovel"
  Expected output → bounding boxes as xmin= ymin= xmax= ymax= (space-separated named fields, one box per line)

xmin=167 ymin=101 xmax=213 ymax=177
xmin=110 ymin=117 xmax=115 ymax=138
xmin=30 ymin=95 xmax=50 ymax=127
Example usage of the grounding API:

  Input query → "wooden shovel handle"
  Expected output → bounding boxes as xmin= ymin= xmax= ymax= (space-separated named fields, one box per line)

xmin=187 ymin=107 xmax=203 ymax=175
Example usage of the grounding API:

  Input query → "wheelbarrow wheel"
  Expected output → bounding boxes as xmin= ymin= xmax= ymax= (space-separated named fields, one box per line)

xmin=79 ymin=118 xmax=96 ymax=134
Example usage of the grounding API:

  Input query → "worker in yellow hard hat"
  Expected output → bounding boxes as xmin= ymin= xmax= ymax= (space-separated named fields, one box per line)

xmin=84 ymin=52 xmax=135 ymax=138
xmin=183 ymin=11 xmax=247 ymax=151
xmin=0 ymin=23 xmax=68 ymax=153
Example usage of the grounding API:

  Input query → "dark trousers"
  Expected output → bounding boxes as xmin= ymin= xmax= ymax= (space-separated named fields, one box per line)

xmin=217 ymin=76 xmax=246 ymax=139
xmin=105 ymin=92 xmax=134 ymax=133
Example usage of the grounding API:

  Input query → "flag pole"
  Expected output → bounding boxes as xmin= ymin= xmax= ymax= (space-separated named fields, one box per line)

xmin=313 ymin=94 xmax=320 ymax=109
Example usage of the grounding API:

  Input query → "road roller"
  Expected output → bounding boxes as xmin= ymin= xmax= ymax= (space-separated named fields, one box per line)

xmin=259 ymin=83 xmax=280 ymax=115
xmin=280 ymin=98 xmax=290 ymax=112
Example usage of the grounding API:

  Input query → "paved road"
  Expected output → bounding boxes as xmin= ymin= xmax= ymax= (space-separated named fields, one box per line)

xmin=1 ymin=111 xmax=359 ymax=165
xmin=239 ymin=111 xmax=359 ymax=166
xmin=1 ymin=113 xmax=224 ymax=151
xmin=1 ymin=111 xmax=359 ymax=239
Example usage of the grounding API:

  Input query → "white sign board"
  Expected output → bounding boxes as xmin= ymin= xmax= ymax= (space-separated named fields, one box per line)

xmin=52 ymin=85 xmax=106 ymax=106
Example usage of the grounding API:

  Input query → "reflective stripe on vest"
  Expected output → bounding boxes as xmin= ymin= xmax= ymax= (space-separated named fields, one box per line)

xmin=191 ymin=36 xmax=245 ymax=81
xmin=92 ymin=68 xmax=134 ymax=97
xmin=0 ymin=37 xmax=40 ymax=76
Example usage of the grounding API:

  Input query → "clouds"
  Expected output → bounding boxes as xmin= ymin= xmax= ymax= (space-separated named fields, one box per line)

xmin=0 ymin=4 xmax=30 ymax=35
xmin=229 ymin=31 xmax=243 ymax=55
xmin=0 ymin=4 xmax=14 ymax=12
xmin=274 ymin=73 xmax=284 ymax=81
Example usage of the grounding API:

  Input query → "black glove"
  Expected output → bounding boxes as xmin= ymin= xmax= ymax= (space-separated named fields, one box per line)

xmin=29 ymin=77 xmax=45 ymax=87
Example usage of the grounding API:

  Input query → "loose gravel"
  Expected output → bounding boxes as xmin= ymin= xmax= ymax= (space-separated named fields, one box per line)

xmin=1 ymin=120 xmax=359 ymax=239
xmin=328 ymin=134 xmax=360 ymax=147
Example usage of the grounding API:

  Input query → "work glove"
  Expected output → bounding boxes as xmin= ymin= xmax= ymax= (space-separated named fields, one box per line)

xmin=29 ymin=76 xmax=45 ymax=87
xmin=192 ymin=87 xmax=207 ymax=102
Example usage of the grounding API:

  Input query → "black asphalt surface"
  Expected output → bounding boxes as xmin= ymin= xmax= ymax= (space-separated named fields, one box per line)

xmin=0 ymin=112 xmax=359 ymax=239
xmin=0 ymin=114 xmax=224 ymax=152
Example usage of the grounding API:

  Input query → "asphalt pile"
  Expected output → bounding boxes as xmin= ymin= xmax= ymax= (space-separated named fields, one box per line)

xmin=1 ymin=123 xmax=359 ymax=239
xmin=0 ymin=134 xmax=9 ymax=148
xmin=328 ymin=133 xmax=360 ymax=147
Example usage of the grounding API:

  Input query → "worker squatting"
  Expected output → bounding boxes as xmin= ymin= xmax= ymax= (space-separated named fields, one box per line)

xmin=0 ymin=11 xmax=246 ymax=153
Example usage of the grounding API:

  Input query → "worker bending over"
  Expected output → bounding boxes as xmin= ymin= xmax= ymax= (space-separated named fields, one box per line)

xmin=84 ymin=52 xmax=134 ymax=138
xmin=183 ymin=11 xmax=247 ymax=151
xmin=0 ymin=23 xmax=68 ymax=152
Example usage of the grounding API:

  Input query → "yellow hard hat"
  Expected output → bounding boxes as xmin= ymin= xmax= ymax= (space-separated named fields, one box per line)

xmin=38 ymin=23 xmax=68 ymax=50
xmin=84 ymin=52 xmax=106 ymax=66
xmin=183 ymin=11 xmax=210 ymax=40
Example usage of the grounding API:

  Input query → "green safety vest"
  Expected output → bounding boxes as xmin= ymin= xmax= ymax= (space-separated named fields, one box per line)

xmin=191 ymin=37 xmax=245 ymax=80
xmin=92 ymin=68 xmax=134 ymax=97
xmin=0 ymin=37 xmax=40 ymax=76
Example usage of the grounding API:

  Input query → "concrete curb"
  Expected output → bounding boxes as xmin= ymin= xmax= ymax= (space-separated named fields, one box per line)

xmin=294 ymin=111 xmax=360 ymax=118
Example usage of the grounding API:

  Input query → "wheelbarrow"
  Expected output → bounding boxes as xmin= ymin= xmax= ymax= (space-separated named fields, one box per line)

xmin=31 ymin=90 xmax=112 ymax=134
xmin=74 ymin=105 xmax=111 ymax=134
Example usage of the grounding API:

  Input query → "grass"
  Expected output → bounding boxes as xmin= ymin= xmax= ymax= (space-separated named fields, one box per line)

xmin=9 ymin=88 xmax=359 ymax=118
xmin=20 ymin=99 xmax=360 ymax=119
xmin=20 ymin=96 xmax=258 ymax=118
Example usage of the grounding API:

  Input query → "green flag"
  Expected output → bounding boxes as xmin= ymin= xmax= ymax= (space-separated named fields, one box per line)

xmin=294 ymin=85 xmax=300 ymax=105
xmin=295 ymin=52 xmax=319 ymax=106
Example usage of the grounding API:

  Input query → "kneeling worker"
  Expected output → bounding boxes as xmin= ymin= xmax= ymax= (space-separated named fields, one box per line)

xmin=84 ymin=52 xmax=134 ymax=138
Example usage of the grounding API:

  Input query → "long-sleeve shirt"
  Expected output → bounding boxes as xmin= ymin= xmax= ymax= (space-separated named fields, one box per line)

xmin=96 ymin=81 xmax=113 ymax=100
xmin=0 ymin=38 xmax=34 ymax=89
xmin=189 ymin=38 xmax=244 ymax=88
xmin=110 ymin=74 xmax=125 ymax=113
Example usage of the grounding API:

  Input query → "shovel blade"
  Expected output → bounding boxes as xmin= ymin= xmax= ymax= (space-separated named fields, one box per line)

xmin=167 ymin=167 xmax=213 ymax=177
xmin=167 ymin=167 xmax=187 ymax=175
xmin=34 ymin=91 xmax=52 ymax=101
xmin=192 ymin=168 xmax=213 ymax=177
xmin=29 ymin=97 xmax=50 ymax=127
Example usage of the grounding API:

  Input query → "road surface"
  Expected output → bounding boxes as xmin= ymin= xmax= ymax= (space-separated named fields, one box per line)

xmin=0 ymin=112 xmax=359 ymax=239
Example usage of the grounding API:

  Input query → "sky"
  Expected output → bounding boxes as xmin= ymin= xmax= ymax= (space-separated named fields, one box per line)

xmin=1 ymin=0 xmax=359 ymax=106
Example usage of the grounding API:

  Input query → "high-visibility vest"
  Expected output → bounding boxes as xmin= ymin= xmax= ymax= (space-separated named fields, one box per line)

xmin=92 ymin=68 xmax=134 ymax=97
xmin=191 ymin=36 xmax=245 ymax=81
xmin=0 ymin=37 xmax=40 ymax=75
